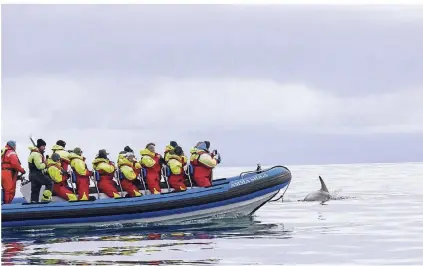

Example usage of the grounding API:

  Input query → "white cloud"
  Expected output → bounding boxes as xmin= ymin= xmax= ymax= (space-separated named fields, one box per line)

xmin=2 ymin=76 xmax=423 ymax=165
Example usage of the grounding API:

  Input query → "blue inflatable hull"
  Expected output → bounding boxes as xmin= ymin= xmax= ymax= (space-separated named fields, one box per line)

xmin=1 ymin=166 xmax=291 ymax=228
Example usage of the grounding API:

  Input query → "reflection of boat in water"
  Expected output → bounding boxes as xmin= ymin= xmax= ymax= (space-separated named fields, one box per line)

xmin=2 ymin=166 xmax=291 ymax=229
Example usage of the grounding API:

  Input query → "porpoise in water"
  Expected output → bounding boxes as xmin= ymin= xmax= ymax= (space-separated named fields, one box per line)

xmin=304 ymin=176 xmax=331 ymax=202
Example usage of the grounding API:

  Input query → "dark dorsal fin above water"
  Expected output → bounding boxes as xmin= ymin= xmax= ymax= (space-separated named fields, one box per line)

xmin=319 ymin=176 xmax=329 ymax=192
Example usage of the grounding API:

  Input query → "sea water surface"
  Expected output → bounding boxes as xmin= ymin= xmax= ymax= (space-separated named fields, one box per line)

xmin=2 ymin=162 xmax=423 ymax=265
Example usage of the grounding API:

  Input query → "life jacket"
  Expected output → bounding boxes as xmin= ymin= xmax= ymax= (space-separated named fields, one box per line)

xmin=118 ymin=156 xmax=141 ymax=180
xmin=28 ymin=147 xmax=45 ymax=173
xmin=51 ymin=145 xmax=70 ymax=171
xmin=46 ymin=159 xmax=64 ymax=183
xmin=92 ymin=158 xmax=115 ymax=177
xmin=1 ymin=146 xmax=20 ymax=171
xmin=69 ymin=153 xmax=90 ymax=177
xmin=167 ymin=155 xmax=185 ymax=177
xmin=140 ymin=149 xmax=161 ymax=176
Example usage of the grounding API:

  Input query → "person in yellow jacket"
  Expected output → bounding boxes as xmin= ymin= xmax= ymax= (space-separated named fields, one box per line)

xmin=140 ymin=143 xmax=162 ymax=194
xmin=47 ymin=153 xmax=78 ymax=201
xmin=28 ymin=138 xmax=53 ymax=203
xmin=117 ymin=151 xmax=142 ymax=197
xmin=167 ymin=146 xmax=188 ymax=191
xmin=190 ymin=142 xmax=221 ymax=187
xmin=92 ymin=149 xmax=120 ymax=198
xmin=69 ymin=147 xmax=92 ymax=200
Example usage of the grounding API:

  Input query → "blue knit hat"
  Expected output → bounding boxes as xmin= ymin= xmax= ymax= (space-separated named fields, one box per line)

xmin=6 ymin=140 xmax=16 ymax=149
xmin=197 ymin=142 xmax=207 ymax=151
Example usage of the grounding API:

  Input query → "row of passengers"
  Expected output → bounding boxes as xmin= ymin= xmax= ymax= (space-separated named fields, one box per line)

xmin=91 ymin=141 xmax=221 ymax=199
xmin=1 ymin=138 xmax=221 ymax=203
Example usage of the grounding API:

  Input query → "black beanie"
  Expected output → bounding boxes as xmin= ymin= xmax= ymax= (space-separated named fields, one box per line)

xmin=170 ymin=141 xmax=178 ymax=148
xmin=56 ymin=140 xmax=66 ymax=148
xmin=124 ymin=146 xmax=133 ymax=152
xmin=37 ymin=139 xmax=46 ymax=148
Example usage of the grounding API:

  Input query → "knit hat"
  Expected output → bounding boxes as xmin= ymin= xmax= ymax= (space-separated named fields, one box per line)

xmin=56 ymin=140 xmax=66 ymax=148
xmin=51 ymin=153 xmax=61 ymax=162
xmin=36 ymin=139 xmax=46 ymax=148
xmin=73 ymin=147 xmax=82 ymax=155
xmin=98 ymin=149 xmax=109 ymax=158
xmin=6 ymin=140 xmax=16 ymax=149
xmin=170 ymin=141 xmax=178 ymax=148
xmin=124 ymin=146 xmax=133 ymax=153
xmin=197 ymin=142 xmax=207 ymax=151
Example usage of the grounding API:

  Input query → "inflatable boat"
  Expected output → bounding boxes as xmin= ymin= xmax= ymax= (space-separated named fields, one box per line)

xmin=1 ymin=165 xmax=292 ymax=229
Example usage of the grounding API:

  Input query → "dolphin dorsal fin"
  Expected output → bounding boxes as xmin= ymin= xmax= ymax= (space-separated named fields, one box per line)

xmin=318 ymin=176 xmax=329 ymax=192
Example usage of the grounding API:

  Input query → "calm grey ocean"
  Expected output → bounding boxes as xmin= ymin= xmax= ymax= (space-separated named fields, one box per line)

xmin=2 ymin=162 xmax=423 ymax=265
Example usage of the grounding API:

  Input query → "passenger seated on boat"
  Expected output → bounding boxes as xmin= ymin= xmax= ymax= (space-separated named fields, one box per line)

xmin=117 ymin=152 xmax=143 ymax=197
xmin=47 ymin=153 xmax=78 ymax=201
xmin=167 ymin=146 xmax=188 ymax=192
xmin=69 ymin=147 xmax=92 ymax=200
xmin=140 ymin=143 xmax=162 ymax=195
xmin=190 ymin=142 xmax=221 ymax=187
xmin=28 ymin=138 xmax=53 ymax=203
xmin=92 ymin=149 xmax=121 ymax=198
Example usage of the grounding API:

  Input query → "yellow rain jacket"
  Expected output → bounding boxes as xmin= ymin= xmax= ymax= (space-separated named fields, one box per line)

xmin=28 ymin=146 xmax=46 ymax=171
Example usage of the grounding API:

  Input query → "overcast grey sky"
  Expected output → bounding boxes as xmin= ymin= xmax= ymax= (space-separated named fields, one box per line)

xmin=2 ymin=4 xmax=423 ymax=166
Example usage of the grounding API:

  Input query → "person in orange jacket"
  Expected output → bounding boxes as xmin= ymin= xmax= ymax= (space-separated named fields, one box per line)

xmin=167 ymin=146 xmax=187 ymax=192
xmin=92 ymin=149 xmax=121 ymax=198
xmin=1 ymin=141 xmax=26 ymax=204
xmin=140 ymin=143 xmax=163 ymax=194
xmin=69 ymin=147 xmax=92 ymax=200
xmin=190 ymin=142 xmax=221 ymax=187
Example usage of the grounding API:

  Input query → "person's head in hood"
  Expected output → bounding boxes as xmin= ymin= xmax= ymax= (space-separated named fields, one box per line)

xmin=170 ymin=141 xmax=178 ymax=148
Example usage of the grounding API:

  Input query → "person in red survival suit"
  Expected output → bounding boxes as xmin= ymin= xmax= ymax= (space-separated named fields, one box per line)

xmin=190 ymin=142 xmax=221 ymax=187
xmin=1 ymin=141 xmax=26 ymax=204
xmin=140 ymin=143 xmax=163 ymax=194
xmin=92 ymin=149 xmax=121 ymax=198
xmin=167 ymin=146 xmax=188 ymax=192
xmin=69 ymin=147 xmax=92 ymax=200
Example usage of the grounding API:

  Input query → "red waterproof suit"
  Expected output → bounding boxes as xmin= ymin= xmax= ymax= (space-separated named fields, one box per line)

xmin=1 ymin=145 xmax=26 ymax=204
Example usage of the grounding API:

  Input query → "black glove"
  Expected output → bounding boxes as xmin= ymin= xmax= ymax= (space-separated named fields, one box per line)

xmin=61 ymin=169 xmax=67 ymax=176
